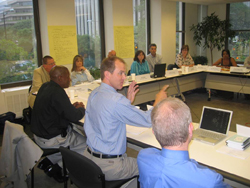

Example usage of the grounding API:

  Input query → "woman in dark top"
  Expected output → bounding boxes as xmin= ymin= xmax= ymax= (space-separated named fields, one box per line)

xmin=213 ymin=49 xmax=237 ymax=68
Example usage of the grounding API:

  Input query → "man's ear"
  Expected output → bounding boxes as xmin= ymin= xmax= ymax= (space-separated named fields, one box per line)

xmin=189 ymin=122 xmax=193 ymax=137
xmin=104 ymin=71 xmax=111 ymax=80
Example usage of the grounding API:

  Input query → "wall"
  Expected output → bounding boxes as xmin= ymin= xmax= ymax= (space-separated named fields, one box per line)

xmin=151 ymin=0 xmax=176 ymax=65
xmin=39 ymin=0 xmax=76 ymax=71
xmin=112 ymin=0 xmax=134 ymax=71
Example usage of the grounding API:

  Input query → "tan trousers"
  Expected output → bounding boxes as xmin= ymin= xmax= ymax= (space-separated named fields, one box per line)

xmin=34 ymin=126 xmax=87 ymax=167
xmin=83 ymin=147 xmax=138 ymax=181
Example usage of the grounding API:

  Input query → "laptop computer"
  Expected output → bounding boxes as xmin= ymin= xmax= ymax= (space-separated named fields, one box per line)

xmin=153 ymin=64 xmax=166 ymax=78
xmin=192 ymin=106 xmax=233 ymax=145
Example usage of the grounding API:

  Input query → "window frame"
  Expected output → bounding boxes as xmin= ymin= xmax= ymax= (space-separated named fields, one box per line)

xmin=1 ymin=0 xmax=42 ymax=89
xmin=176 ymin=2 xmax=185 ymax=55
xmin=226 ymin=3 xmax=250 ymax=64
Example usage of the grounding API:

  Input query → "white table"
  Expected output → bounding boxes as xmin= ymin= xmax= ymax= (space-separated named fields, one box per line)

xmin=126 ymin=124 xmax=250 ymax=187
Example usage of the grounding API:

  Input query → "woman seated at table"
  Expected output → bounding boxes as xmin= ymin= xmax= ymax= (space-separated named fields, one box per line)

xmin=213 ymin=49 xmax=237 ymax=68
xmin=71 ymin=55 xmax=94 ymax=86
xmin=175 ymin=44 xmax=194 ymax=68
xmin=130 ymin=50 xmax=150 ymax=75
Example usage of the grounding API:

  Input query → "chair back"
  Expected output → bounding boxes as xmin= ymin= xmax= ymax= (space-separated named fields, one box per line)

xmin=167 ymin=63 xmax=178 ymax=70
xmin=60 ymin=146 xmax=105 ymax=188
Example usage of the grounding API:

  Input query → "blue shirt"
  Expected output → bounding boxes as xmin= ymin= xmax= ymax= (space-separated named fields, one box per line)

xmin=130 ymin=60 xmax=150 ymax=75
xmin=84 ymin=83 xmax=152 ymax=155
xmin=137 ymin=148 xmax=231 ymax=188
xmin=71 ymin=70 xmax=95 ymax=86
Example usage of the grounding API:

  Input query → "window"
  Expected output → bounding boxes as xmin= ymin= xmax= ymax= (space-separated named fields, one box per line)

xmin=0 ymin=0 xmax=39 ymax=86
xmin=176 ymin=2 xmax=185 ymax=55
xmin=228 ymin=2 xmax=250 ymax=62
xmin=74 ymin=0 xmax=102 ymax=69
xmin=133 ymin=0 xmax=148 ymax=54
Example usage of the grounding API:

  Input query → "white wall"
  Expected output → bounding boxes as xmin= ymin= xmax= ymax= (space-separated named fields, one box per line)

xmin=151 ymin=0 xmax=176 ymax=66
xmin=39 ymin=0 xmax=76 ymax=71
xmin=104 ymin=0 xmax=114 ymax=56
xmin=112 ymin=0 xmax=134 ymax=71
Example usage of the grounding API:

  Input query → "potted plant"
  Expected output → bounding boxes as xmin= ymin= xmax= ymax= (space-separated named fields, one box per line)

xmin=192 ymin=56 xmax=208 ymax=65
xmin=190 ymin=13 xmax=235 ymax=64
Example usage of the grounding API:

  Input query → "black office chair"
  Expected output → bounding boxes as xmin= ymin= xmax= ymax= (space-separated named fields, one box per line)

xmin=60 ymin=146 xmax=138 ymax=188
xmin=127 ymin=69 xmax=131 ymax=76
xmin=167 ymin=63 xmax=178 ymax=70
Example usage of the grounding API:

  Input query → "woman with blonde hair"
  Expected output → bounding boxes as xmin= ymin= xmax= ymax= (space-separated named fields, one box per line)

xmin=175 ymin=45 xmax=194 ymax=68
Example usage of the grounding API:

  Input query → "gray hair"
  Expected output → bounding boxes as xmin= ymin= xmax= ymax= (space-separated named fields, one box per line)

xmin=151 ymin=97 xmax=192 ymax=147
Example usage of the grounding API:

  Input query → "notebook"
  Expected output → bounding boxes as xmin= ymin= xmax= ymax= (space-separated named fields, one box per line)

xmin=192 ymin=106 xmax=233 ymax=145
xmin=153 ymin=64 xmax=166 ymax=78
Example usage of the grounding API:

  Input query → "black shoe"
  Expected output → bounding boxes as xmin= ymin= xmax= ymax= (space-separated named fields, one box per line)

xmin=45 ymin=164 xmax=65 ymax=183
xmin=37 ymin=157 xmax=53 ymax=171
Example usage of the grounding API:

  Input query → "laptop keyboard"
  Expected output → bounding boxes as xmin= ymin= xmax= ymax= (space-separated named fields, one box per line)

xmin=194 ymin=129 xmax=225 ymax=140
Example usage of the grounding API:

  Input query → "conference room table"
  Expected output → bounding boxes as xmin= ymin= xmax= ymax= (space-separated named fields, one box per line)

xmin=68 ymin=65 xmax=250 ymax=106
xmin=117 ymin=67 xmax=250 ymax=104
xmin=67 ymin=66 xmax=250 ymax=187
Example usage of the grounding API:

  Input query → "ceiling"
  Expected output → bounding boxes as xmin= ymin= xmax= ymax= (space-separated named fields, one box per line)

xmin=167 ymin=0 xmax=248 ymax=5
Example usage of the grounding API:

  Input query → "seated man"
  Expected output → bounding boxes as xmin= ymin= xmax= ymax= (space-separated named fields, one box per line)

xmin=83 ymin=56 xmax=168 ymax=181
xmin=31 ymin=66 xmax=87 ymax=183
xmin=28 ymin=55 xmax=55 ymax=108
xmin=137 ymin=98 xmax=231 ymax=188
xmin=107 ymin=50 xmax=116 ymax=58
xmin=146 ymin=43 xmax=162 ymax=72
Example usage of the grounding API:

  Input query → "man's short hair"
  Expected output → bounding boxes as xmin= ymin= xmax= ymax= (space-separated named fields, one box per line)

xmin=42 ymin=55 xmax=53 ymax=65
xmin=151 ymin=98 xmax=192 ymax=147
xmin=149 ymin=43 xmax=157 ymax=49
xmin=100 ymin=56 xmax=126 ymax=80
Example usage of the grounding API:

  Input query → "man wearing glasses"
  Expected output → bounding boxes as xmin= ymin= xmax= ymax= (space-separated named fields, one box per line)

xmin=28 ymin=55 xmax=56 ymax=108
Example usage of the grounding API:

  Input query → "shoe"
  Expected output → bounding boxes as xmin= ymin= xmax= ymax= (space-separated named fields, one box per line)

xmin=45 ymin=164 xmax=65 ymax=183
xmin=37 ymin=157 xmax=53 ymax=171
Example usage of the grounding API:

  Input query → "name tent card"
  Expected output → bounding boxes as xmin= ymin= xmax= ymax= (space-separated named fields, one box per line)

xmin=165 ymin=69 xmax=179 ymax=77
xmin=208 ymin=66 xmax=221 ymax=72
xmin=230 ymin=67 xmax=249 ymax=73
xmin=195 ymin=65 xmax=208 ymax=71
xmin=135 ymin=74 xmax=151 ymax=82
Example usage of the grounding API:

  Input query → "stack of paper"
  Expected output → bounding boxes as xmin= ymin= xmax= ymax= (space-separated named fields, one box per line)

xmin=226 ymin=134 xmax=250 ymax=150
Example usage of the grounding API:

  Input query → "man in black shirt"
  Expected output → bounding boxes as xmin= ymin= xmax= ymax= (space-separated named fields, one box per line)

xmin=31 ymin=66 xmax=86 ymax=182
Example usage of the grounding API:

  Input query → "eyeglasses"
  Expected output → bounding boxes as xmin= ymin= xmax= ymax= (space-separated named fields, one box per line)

xmin=47 ymin=62 xmax=55 ymax=66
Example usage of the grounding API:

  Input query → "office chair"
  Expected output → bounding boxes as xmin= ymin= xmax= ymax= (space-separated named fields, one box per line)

xmin=167 ymin=63 xmax=178 ymax=70
xmin=59 ymin=146 xmax=138 ymax=188
xmin=0 ymin=121 xmax=43 ymax=188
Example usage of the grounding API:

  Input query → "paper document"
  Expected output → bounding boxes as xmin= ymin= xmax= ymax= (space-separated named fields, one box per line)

xmin=126 ymin=125 xmax=149 ymax=135
xmin=216 ymin=145 xmax=250 ymax=160
xmin=237 ymin=124 xmax=250 ymax=137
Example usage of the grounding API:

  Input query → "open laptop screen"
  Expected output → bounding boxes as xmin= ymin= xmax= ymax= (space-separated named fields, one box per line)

xmin=200 ymin=107 xmax=232 ymax=134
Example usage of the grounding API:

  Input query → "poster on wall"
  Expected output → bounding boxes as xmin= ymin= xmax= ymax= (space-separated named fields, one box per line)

xmin=114 ymin=26 xmax=134 ymax=59
xmin=48 ymin=26 xmax=78 ymax=65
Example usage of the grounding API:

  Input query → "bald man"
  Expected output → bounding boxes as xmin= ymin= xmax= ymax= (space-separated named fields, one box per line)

xmin=31 ymin=66 xmax=87 ymax=183
xmin=28 ymin=55 xmax=56 ymax=108
xmin=137 ymin=98 xmax=230 ymax=187
xmin=108 ymin=50 xmax=116 ymax=58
